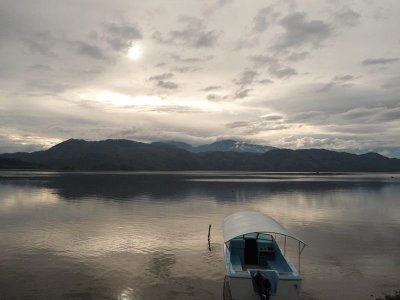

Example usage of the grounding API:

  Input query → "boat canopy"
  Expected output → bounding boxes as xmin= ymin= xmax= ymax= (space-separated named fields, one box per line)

xmin=223 ymin=211 xmax=306 ymax=245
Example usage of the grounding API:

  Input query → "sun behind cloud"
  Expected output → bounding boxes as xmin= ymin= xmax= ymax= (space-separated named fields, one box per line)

xmin=127 ymin=43 xmax=142 ymax=60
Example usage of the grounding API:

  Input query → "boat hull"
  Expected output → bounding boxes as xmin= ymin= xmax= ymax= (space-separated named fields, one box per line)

xmin=224 ymin=275 xmax=301 ymax=300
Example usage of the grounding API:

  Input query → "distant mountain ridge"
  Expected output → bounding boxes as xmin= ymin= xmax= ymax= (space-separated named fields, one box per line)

xmin=159 ymin=139 xmax=276 ymax=153
xmin=1 ymin=138 xmax=400 ymax=171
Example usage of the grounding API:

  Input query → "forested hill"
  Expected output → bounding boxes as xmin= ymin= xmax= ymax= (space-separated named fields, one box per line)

xmin=1 ymin=139 xmax=400 ymax=172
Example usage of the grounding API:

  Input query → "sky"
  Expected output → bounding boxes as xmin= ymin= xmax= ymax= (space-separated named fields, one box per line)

xmin=0 ymin=0 xmax=399 ymax=157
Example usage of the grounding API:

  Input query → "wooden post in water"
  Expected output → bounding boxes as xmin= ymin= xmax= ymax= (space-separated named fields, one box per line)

xmin=208 ymin=224 xmax=212 ymax=251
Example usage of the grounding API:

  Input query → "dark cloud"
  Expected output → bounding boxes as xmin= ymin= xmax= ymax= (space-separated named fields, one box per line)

xmin=156 ymin=81 xmax=179 ymax=90
xmin=249 ymin=55 xmax=275 ymax=65
xmin=317 ymin=82 xmax=336 ymax=93
xmin=376 ymin=107 xmax=400 ymax=122
xmin=234 ymin=70 xmax=258 ymax=86
xmin=291 ymin=111 xmax=325 ymax=123
xmin=272 ymin=13 xmax=333 ymax=50
xmin=289 ymin=105 xmax=400 ymax=129
xmin=173 ymin=66 xmax=202 ymax=73
xmin=104 ymin=22 xmax=142 ymax=51
xmin=361 ymin=58 xmax=399 ymax=66
xmin=155 ymin=62 xmax=167 ymax=68
xmin=153 ymin=17 xmax=221 ymax=48
xmin=226 ymin=115 xmax=289 ymax=134
xmin=148 ymin=73 xmax=178 ymax=90
xmin=75 ymin=41 xmax=108 ymax=60
xmin=317 ymin=74 xmax=358 ymax=93
xmin=257 ymin=79 xmax=274 ymax=84
xmin=249 ymin=55 xmax=297 ymax=78
xmin=268 ymin=64 xmax=297 ymax=78
xmin=335 ymin=9 xmax=361 ymax=27
xmin=263 ymin=115 xmax=283 ymax=121
xmin=202 ymin=85 xmax=221 ymax=91
xmin=149 ymin=73 xmax=174 ymax=81
xmin=333 ymin=74 xmax=357 ymax=82
xmin=285 ymin=51 xmax=310 ymax=61
xmin=252 ymin=6 xmax=280 ymax=33
xmin=235 ymin=37 xmax=259 ymax=50
xmin=226 ymin=121 xmax=249 ymax=128
xmin=206 ymin=94 xmax=222 ymax=101
xmin=234 ymin=88 xmax=252 ymax=99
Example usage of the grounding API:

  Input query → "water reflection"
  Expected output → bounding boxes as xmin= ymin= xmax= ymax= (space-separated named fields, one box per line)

xmin=0 ymin=172 xmax=399 ymax=299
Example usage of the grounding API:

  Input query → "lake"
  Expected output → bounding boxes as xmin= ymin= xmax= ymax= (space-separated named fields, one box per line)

xmin=0 ymin=171 xmax=399 ymax=300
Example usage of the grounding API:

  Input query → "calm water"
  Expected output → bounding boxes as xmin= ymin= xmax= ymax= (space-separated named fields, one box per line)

xmin=0 ymin=171 xmax=399 ymax=300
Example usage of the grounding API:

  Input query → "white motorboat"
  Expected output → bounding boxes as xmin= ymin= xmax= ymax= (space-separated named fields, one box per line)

xmin=223 ymin=211 xmax=307 ymax=300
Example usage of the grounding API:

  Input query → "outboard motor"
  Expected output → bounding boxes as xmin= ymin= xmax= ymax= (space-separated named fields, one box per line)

xmin=253 ymin=271 xmax=271 ymax=300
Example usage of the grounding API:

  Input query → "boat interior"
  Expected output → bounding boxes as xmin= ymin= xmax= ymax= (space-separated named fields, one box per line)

xmin=228 ymin=232 xmax=293 ymax=274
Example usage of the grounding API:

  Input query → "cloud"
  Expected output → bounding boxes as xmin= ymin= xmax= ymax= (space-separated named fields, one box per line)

xmin=218 ymin=0 xmax=234 ymax=6
xmin=257 ymin=79 xmax=274 ymax=84
xmin=226 ymin=114 xmax=289 ymax=134
xmin=153 ymin=16 xmax=221 ymax=48
xmin=268 ymin=64 xmax=297 ymax=78
xmin=149 ymin=73 xmax=174 ymax=81
xmin=361 ymin=58 xmax=399 ymax=66
xmin=249 ymin=55 xmax=275 ymax=65
xmin=285 ymin=51 xmax=310 ymax=61
xmin=317 ymin=74 xmax=358 ymax=93
xmin=249 ymin=55 xmax=297 ymax=77
xmin=333 ymin=74 xmax=357 ymax=82
xmin=234 ymin=70 xmax=258 ymax=86
xmin=75 ymin=41 xmax=108 ymax=60
xmin=206 ymin=94 xmax=222 ymax=102
xmin=148 ymin=73 xmax=178 ymax=90
xmin=289 ymin=105 xmax=400 ymax=129
xmin=30 ymin=64 xmax=52 ymax=71
xmin=235 ymin=37 xmax=259 ymax=50
xmin=316 ymin=82 xmax=336 ymax=93
xmin=104 ymin=22 xmax=142 ymax=51
xmin=252 ymin=7 xmax=280 ymax=33
xmin=272 ymin=12 xmax=333 ymax=50
xmin=249 ymin=55 xmax=297 ymax=78
xmin=234 ymin=88 xmax=252 ymax=99
xmin=173 ymin=66 xmax=202 ymax=73
xmin=156 ymin=81 xmax=179 ymax=90
xmin=24 ymin=32 xmax=56 ymax=57
xmin=155 ymin=62 xmax=167 ymax=68
xmin=202 ymin=85 xmax=221 ymax=91
xmin=334 ymin=9 xmax=361 ymax=27
xmin=171 ymin=54 xmax=214 ymax=63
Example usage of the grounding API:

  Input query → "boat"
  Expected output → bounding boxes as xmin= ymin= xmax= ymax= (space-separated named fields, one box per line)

xmin=223 ymin=211 xmax=307 ymax=300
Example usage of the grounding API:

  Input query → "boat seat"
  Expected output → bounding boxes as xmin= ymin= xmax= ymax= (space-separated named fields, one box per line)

xmin=231 ymin=254 xmax=243 ymax=271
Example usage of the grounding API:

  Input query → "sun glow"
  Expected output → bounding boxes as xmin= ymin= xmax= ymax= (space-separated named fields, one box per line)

xmin=95 ymin=92 xmax=164 ymax=107
xmin=127 ymin=44 xmax=141 ymax=60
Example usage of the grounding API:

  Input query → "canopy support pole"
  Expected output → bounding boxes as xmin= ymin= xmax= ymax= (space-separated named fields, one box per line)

xmin=284 ymin=236 xmax=287 ymax=256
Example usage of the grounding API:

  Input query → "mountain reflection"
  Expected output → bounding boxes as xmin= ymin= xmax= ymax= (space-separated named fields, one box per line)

xmin=0 ymin=171 xmax=396 ymax=201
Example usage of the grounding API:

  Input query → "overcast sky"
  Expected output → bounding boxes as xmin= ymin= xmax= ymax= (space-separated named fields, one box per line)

xmin=0 ymin=0 xmax=399 ymax=157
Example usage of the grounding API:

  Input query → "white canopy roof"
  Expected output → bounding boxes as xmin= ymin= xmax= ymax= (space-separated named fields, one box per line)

xmin=223 ymin=211 xmax=305 ymax=244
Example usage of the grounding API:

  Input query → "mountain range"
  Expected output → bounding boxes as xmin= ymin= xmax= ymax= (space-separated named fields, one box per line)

xmin=1 ymin=138 xmax=400 ymax=172
xmin=162 ymin=140 xmax=275 ymax=153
